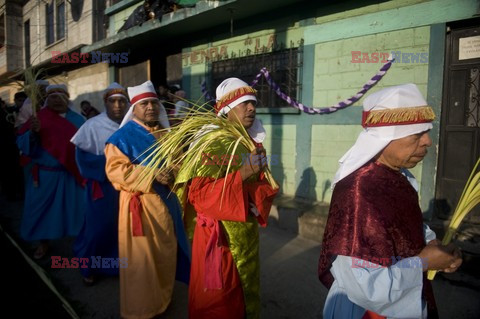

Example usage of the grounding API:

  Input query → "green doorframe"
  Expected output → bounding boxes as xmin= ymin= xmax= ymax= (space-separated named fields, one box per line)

xmin=420 ymin=23 xmax=446 ymax=219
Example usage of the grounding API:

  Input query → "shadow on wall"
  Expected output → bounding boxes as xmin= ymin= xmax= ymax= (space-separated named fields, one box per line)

xmin=294 ymin=167 xmax=317 ymax=202
xmin=72 ymin=91 xmax=105 ymax=116
xmin=321 ymin=179 xmax=331 ymax=203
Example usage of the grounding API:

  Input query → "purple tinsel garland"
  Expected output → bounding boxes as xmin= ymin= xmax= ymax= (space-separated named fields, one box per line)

xmin=201 ymin=57 xmax=395 ymax=114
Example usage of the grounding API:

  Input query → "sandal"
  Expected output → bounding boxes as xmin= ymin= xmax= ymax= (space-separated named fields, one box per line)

xmin=33 ymin=243 xmax=49 ymax=260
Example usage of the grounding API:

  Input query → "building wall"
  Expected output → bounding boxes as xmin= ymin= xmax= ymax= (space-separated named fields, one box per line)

xmin=47 ymin=62 xmax=109 ymax=115
xmin=4 ymin=2 xmax=23 ymax=73
xmin=180 ymin=0 xmax=478 ymax=212
xmin=310 ymin=26 xmax=430 ymax=202
xmin=22 ymin=0 xmax=93 ymax=66
xmin=0 ymin=1 xmax=24 ymax=75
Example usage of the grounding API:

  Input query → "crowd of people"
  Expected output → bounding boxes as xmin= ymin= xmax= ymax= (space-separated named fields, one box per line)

xmin=0 ymin=77 xmax=464 ymax=318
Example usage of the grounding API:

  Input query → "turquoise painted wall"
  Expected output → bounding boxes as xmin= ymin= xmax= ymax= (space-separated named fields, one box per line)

xmin=309 ymin=26 xmax=430 ymax=202
xmin=179 ymin=0 xmax=478 ymax=210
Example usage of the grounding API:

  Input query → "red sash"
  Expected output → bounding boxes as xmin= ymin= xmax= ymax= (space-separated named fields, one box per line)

xmin=18 ymin=108 xmax=85 ymax=186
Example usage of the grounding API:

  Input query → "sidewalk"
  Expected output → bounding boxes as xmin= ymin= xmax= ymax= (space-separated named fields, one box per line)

xmin=1 ymin=194 xmax=480 ymax=318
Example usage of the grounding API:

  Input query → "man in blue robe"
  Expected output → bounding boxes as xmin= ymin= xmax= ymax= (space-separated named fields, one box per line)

xmin=70 ymin=82 xmax=129 ymax=285
xmin=105 ymin=80 xmax=190 ymax=318
xmin=17 ymin=84 xmax=85 ymax=259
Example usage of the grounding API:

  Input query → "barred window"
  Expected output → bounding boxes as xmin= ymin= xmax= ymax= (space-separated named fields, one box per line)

xmin=211 ymin=48 xmax=302 ymax=109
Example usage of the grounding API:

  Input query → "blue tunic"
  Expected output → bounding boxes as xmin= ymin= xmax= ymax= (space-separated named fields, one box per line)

xmin=17 ymin=110 xmax=86 ymax=241
xmin=107 ymin=120 xmax=191 ymax=283
xmin=73 ymin=148 xmax=120 ymax=277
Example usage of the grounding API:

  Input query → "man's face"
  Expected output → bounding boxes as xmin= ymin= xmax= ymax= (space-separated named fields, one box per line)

xmin=132 ymin=98 xmax=160 ymax=124
xmin=377 ymin=130 xmax=432 ymax=170
xmin=14 ymin=96 xmax=26 ymax=108
xmin=106 ymin=97 xmax=128 ymax=123
xmin=158 ymin=85 xmax=169 ymax=96
xmin=226 ymin=100 xmax=256 ymax=129
xmin=80 ymin=103 xmax=90 ymax=112
xmin=47 ymin=94 xmax=68 ymax=113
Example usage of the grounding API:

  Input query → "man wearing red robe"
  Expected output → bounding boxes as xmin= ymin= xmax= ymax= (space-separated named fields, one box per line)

xmin=181 ymin=78 xmax=278 ymax=318
xmin=318 ymin=83 xmax=463 ymax=319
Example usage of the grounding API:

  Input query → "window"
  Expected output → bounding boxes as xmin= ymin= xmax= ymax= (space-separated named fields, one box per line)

xmin=56 ymin=1 xmax=65 ymax=40
xmin=93 ymin=0 xmax=106 ymax=42
xmin=24 ymin=20 xmax=30 ymax=67
xmin=211 ymin=48 xmax=302 ymax=109
xmin=46 ymin=2 xmax=54 ymax=45
xmin=0 ymin=14 xmax=6 ymax=49
xmin=46 ymin=0 xmax=65 ymax=46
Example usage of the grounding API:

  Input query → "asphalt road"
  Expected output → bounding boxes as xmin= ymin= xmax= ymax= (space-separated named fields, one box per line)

xmin=1 ymin=195 xmax=479 ymax=318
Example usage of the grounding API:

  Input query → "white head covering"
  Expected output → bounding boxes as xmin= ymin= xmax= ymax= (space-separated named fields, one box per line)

xmin=35 ymin=79 xmax=50 ymax=86
xmin=43 ymin=84 xmax=71 ymax=109
xmin=71 ymin=82 xmax=128 ymax=155
xmin=215 ymin=77 xmax=266 ymax=143
xmin=332 ymin=83 xmax=435 ymax=187
xmin=71 ymin=112 xmax=119 ymax=155
xmin=119 ymin=80 xmax=170 ymax=129
xmin=103 ymin=82 xmax=128 ymax=102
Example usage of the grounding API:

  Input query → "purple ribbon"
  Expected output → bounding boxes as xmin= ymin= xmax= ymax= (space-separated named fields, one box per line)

xmin=201 ymin=57 xmax=395 ymax=114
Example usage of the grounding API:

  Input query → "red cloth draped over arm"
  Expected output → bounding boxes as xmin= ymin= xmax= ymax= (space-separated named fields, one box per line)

xmin=245 ymin=172 xmax=278 ymax=227
xmin=188 ymin=170 xmax=248 ymax=222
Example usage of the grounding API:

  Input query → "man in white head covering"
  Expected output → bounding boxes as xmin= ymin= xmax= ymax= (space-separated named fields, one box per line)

xmin=104 ymin=80 xmax=190 ymax=318
xmin=119 ymin=80 xmax=170 ymax=129
xmin=182 ymin=77 xmax=278 ymax=319
xmin=70 ymin=82 xmax=129 ymax=285
xmin=16 ymin=83 xmax=86 ymax=260
xmin=318 ymin=84 xmax=462 ymax=319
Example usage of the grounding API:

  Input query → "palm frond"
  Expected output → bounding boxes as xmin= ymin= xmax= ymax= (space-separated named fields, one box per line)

xmin=131 ymin=103 xmax=279 ymax=202
xmin=427 ymin=157 xmax=480 ymax=280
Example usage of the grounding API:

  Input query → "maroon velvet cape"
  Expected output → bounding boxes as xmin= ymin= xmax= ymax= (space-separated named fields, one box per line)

xmin=318 ymin=161 xmax=437 ymax=317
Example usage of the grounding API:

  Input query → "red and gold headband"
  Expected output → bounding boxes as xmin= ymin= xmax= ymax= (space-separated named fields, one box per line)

xmin=130 ymin=92 xmax=158 ymax=106
xmin=362 ymin=106 xmax=435 ymax=128
xmin=104 ymin=88 xmax=128 ymax=103
xmin=215 ymin=86 xmax=257 ymax=113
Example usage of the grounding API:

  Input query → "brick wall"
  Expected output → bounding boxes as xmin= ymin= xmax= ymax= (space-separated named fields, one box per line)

xmin=308 ymin=26 xmax=430 ymax=202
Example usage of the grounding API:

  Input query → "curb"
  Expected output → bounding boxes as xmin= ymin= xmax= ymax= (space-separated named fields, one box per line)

xmin=269 ymin=195 xmax=329 ymax=243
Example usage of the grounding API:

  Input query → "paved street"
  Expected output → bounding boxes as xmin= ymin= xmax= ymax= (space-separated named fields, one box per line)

xmin=1 ymin=195 xmax=479 ymax=318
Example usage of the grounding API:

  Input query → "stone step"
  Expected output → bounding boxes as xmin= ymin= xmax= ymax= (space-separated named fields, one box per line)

xmin=268 ymin=194 xmax=329 ymax=243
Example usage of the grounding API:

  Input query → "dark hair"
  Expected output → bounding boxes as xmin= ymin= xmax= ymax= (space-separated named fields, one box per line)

xmin=14 ymin=91 xmax=28 ymax=100
xmin=80 ymin=100 xmax=91 ymax=106
xmin=169 ymin=85 xmax=180 ymax=94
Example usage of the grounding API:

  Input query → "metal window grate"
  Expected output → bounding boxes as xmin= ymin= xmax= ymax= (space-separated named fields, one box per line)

xmin=211 ymin=48 xmax=302 ymax=108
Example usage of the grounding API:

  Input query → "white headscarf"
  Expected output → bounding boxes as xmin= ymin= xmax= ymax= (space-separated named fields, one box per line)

xmin=71 ymin=82 xmax=128 ymax=155
xmin=43 ymin=84 xmax=69 ymax=107
xmin=332 ymin=83 xmax=435 ymax=187
xmin=215 ymin=77 xmax=266 ymax=143
xmin=119 ymin=80 xmax=170 ymax=129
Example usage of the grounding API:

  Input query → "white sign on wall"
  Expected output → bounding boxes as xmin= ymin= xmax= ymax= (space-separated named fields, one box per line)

xmin=459 ymin=35 xmax=480 ymax=60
